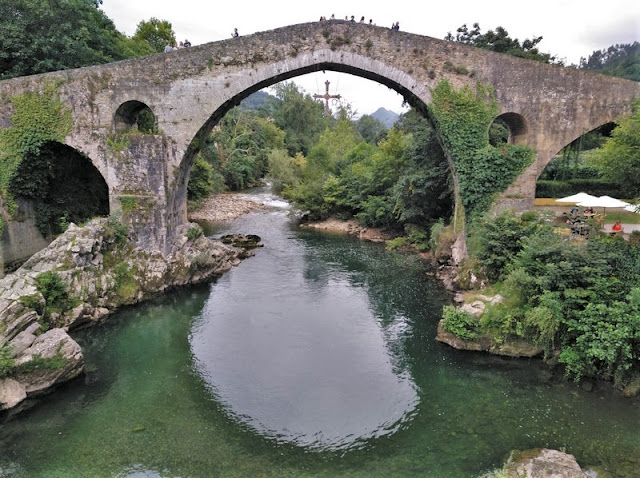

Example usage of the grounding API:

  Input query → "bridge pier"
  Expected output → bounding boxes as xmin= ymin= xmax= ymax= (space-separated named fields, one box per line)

xmin=107 ymin=134 xmax=185 ymax=254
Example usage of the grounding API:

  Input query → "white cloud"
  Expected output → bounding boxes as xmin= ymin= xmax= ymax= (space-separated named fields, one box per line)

xmin=101 ymin=0 xmax=640 ymax=115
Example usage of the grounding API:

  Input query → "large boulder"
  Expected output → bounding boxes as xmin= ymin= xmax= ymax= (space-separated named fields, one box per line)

xmin=14 ymin=328 xmax=84 ymax=395
xmin=0 ymin=379 xmax=27 ymax=410
xmin=506 ymin=449 xmax=589 ymax=477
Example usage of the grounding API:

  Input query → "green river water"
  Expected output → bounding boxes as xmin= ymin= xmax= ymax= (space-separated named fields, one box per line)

xmin=0 ymin=191 xmax=638 ymax=477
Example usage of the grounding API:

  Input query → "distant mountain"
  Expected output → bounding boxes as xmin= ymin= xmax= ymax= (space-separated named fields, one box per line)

xmin=370 ymin=107 xmax=400 ymax=128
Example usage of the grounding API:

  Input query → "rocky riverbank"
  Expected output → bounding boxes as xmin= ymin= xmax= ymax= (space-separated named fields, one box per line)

xmin=188 ymin=193 xmax=264 ymax=222
xmin=0 ymin=218 xmax=259 ymax=413
xmin=299 ymin=217 xmax=395 ymax=242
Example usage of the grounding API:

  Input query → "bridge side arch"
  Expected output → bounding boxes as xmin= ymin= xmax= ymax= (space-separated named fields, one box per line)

xmin=114 ymin=100 xmax=157 ymax=134
xmin=494 ymin=112 xmax=529 ymax=145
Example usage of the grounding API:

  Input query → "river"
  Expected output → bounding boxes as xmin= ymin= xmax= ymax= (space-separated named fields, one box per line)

xmin=0 ymin=189 xmax=638 ymax=477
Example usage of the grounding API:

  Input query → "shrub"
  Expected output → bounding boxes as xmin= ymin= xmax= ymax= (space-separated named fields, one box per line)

xmin=473 ymin=210 xmax=547 ymax=282
xmin=16 ymin=352 xmax=68 ymax=374
xmin=405 ymin=223 xmax=429 ymax=251
xmin=441 ymin=305 xmax=479 ymax=340
xmin=34 ymin=270 xmax=75 ymax=317
xmin=559 ymin=299 xmax=640 ymax=385
xmin=535 ymin=179 xmax=621 ymax=198
xmin=112 ymin=263 xmax=138 ymax=302
xmin=188 ymin=155 xmax=225 ymax=201
xmin=103 ymin=215 xmax=128 ymax=247
xmin=429 ymin=220 xmax=456 ymax=261
xmin=386 ymin=236 xmax=409 ymax=250
xmin=629 ymin=230 xmax=640 ymax=248
xmin=187 ymin=226 xmax=203 ymax=241
xmin=0 ymin=345 xmax=15 ymax=378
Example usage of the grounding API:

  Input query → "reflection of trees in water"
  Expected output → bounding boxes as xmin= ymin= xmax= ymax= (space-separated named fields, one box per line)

xmin=299 ymin=228 xmax=449 ymax=377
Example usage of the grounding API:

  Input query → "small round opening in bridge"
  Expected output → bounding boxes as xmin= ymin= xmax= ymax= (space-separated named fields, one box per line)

xmin=114 ymin=100 xmax=157 ymax=134
xmin=490 ymin=112 xmax=527 ymax=145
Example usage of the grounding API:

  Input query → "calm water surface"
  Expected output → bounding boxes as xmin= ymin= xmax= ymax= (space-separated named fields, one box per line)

xmin=0 ymin=190 xmax=638 ymax=477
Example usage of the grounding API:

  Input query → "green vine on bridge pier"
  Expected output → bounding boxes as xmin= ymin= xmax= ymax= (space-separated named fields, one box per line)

xmin=0 ymin=82 xmax=72 ymax=200
xmin=428 ymin=80 xmax=534 ymax=220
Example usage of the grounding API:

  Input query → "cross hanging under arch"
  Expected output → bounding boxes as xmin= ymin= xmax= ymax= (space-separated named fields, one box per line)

xmin=313 ymin=80 xmax=341 ymax=117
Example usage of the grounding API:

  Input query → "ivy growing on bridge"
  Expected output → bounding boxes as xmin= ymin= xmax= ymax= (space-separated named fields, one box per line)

xmin=428 ymin=80 xmax=534 ymax=220
xmin=0 ymin=82 xmax=73 ymax=195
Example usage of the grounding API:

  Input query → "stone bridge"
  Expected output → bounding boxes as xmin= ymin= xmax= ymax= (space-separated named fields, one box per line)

xmin=1 ymin=21 xmax=638 ymax=254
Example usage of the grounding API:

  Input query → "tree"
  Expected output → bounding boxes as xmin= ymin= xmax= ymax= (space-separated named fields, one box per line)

xmin=0 ymin=0 xmax=150 ymax=80
xmin=132 ymin=17 xmax=176 ymax=53
xmin=579 ymin=42 xmax=640 ymax=82
xmin=445 ymin=23 xmax=561 ymax=65
xmin=588 ymin=99 xmax=640 ymax=198
xmin=356 ymin=115 xmax=388 ymax=144
xmin=392 ymin=114 xmax=452 ymax=227
xmin=262 ymin=82 xmax=328 ymax=156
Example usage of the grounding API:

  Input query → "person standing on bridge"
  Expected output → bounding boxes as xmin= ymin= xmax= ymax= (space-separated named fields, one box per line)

xmin=232 ymin=28 xmax=239 ymax=38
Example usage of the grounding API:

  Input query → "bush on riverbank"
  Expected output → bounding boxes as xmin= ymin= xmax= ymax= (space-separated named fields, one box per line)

xmin=455 ymin=210 xmax=640 ymax=388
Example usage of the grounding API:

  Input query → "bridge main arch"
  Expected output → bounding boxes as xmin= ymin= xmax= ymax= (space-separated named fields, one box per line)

xmin=167 ymin=52 xmax=434 ymax=233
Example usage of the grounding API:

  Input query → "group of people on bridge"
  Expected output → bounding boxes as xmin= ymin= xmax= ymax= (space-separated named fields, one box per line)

xmin=164 ymin=39 xmax=192 ymax=52
xmin=318 ymin=15 xmax=399 ymax=30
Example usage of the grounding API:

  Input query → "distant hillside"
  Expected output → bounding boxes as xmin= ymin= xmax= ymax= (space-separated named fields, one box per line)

xmin=240 ymin=90 xmax=276 ymax=110
xmin=370 ymin=107 xmax=400 ymax=128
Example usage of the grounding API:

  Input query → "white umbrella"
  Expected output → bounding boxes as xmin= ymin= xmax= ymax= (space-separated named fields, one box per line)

xmin=577 ymin=195 xmax=631 ymax=222
xmin=625 ymin=204 xmax=639 ymax=214
xmin=577 ymin=196 xmax=630 ymax=208
xmin=599 ymin=196 xmax=630 ymax=208
xmin=555 ymin=192 xmax=598 ymax=204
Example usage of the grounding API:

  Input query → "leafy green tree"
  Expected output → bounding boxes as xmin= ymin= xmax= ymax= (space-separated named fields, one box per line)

xmin=267 ymin=149 xmax=302 ymax=194
xmin=588 ymin=99 xmax=640 ymax=198
xmin=0 ymin=0 xmax=150 ymax=80
xmin=188 ymin=155 xmax=224 ymax=201
xmin=356 ymin=114 xmax=388 ymax=144
xmin=579 ymin=42 xmax=640 ymax=82
xmin=213 ymin=108 xmax=286 ymax=189
xmin=263 ymin=82 xmax=328 ymax=156
xmin=132 ymin=17 xmax=176 ymax=53
xmin=392 ymin=117 xmax=452 ymax=228
xmin=445 ymin=23 xmax=561 ymax=64
xmin=187 ymin=107 xmax=287 ymax=196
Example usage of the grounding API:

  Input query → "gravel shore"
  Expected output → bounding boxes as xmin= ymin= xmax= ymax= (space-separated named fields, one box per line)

xmin=188 ymin=193 xmax=264 ymax=222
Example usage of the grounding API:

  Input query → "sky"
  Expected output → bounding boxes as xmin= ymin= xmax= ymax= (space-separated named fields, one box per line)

xmin=101 ymin=0 xmax=639 ymax=117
